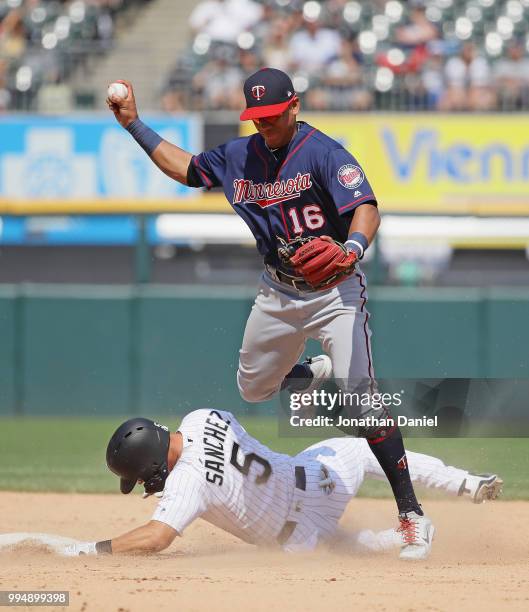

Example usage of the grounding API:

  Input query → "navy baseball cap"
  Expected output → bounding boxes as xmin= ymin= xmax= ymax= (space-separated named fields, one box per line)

xmin=240 ymin=68 xmax=297 ymax=121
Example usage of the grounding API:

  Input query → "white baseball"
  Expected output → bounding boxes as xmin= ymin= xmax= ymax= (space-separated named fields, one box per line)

xmin=107 ymin=82 xmax=128 ymax=100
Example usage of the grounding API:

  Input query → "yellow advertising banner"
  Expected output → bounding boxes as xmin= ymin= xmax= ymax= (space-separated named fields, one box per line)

xmin=2 ymin=114 xmax=528 ymax=216
xmin=242 ymin=113 xmax=529 ymax=216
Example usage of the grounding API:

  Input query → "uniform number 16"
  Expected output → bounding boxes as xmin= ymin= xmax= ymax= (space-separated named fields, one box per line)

xmin=288 ymin=204 xmax=325 ymax=234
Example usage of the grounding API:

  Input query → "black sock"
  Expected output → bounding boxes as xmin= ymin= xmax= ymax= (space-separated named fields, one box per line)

xmin=281 ymin=363 xmax=313 ymax=391
xmin=368 ymin=428 xmax=423 ymax=516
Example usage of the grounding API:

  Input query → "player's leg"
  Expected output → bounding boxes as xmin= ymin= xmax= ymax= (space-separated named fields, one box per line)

xmin=311 ymin=271 xmax=433 ymax=558
xmin=399 ymin=450 xmax=470 ymax=495
xmin=282 ymin=354 xmax=333 ymax=392
xmin=297 ymin=437 xmax=367 ymax=497
xmin=237 ymin=275 xmax=306 ymax=402
xmin=295 ymin=438 xmax=410 ymax=555
xmin=289 ymin=439 xmax=365 ymax=551
xmin=310 ymin=273 xmax=422 ymax=512
xmin=302 ymin=437 xmax=469 ymax=499
xmin=302 ymin=438 xmax=409 ymax=555
xmin=360 ymin=440 xmax=503 ymax=503
xmin=326 ymin=526 xmax=403 ymax=553
xmin=363 ymin=447 xmax=503 ymax=502
xmin=361 ymin=441 xmax=467 ymax=492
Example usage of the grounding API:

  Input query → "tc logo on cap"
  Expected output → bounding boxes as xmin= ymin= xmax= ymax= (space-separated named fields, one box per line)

xmin=251 ymin=85 xmax=266 ymax=100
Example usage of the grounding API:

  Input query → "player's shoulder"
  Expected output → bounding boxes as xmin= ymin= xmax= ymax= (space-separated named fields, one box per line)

xmin=301 ymin=122 xmax=346 ymax=154
xmin=223 ymin=134 xmax=256 ymax=154
xmin=164 ymin=451 xmax=204 ymax=491
xmin=200 ymin=135 xmax=254 ymax=160
xmin=178 ymin=408 xmax=236 ymax=429
xmin=178 ymin=408 xmax=214 ymax=428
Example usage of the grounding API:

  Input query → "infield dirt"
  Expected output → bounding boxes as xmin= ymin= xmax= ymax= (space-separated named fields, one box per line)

xmin=1 ymin=492 xmax=528 ymax=612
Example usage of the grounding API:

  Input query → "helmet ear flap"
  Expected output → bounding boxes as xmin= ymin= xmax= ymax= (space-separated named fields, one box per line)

xmin=143 ymin=461 xmax=169 ymax=494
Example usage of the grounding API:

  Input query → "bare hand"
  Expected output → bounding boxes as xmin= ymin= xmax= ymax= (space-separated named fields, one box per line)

xmin=106 ymin=79 xmax=138 ymax=129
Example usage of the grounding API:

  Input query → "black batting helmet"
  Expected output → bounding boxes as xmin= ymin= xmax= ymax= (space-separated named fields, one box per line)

xmin=106 ymin=418 xmax=171 ymax=494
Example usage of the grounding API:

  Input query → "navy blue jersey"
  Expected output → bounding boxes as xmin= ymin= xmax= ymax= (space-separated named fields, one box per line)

xmin=191 ymin=121 xmax=377 ymax=268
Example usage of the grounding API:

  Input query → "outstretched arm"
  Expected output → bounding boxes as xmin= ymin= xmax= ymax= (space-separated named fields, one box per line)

xmin=107 ymin=80 xmax=193 ymax=184
xmin=61 ymin=520 xmax=178 ymax=556
xmin=111 ymin=520 xmax=177 ymax=553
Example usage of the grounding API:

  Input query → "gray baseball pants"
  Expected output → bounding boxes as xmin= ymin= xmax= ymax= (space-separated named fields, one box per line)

xmin=237 ymin=268 xmax=374 ymax=403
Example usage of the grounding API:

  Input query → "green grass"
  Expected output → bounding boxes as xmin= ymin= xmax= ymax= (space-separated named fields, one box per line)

xmin=1 ymin=417 xmax=528 ymax=499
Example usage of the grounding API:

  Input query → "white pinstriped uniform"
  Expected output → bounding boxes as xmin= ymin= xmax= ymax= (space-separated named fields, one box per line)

xmin=152 ymin=409 xmax=469 ymax=551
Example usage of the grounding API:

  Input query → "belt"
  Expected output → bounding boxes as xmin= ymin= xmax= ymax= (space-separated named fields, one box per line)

xmin=276 ymin=466 xmax=306 ymax=545
xmin=265 ymin=265 xmax=314 ymax=293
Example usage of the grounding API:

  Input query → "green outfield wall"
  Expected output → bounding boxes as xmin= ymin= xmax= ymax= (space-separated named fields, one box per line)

xmin=0 ymin=284 xmax=527 ymax=416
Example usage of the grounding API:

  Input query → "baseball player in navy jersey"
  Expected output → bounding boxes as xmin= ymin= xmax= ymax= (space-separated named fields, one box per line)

xmin=59 ymin=413 xmax=502 ymax=558
xmin=108 ymin=68 xmax=433 ymax=558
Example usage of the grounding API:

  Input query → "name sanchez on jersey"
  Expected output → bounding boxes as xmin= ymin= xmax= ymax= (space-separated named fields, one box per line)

xmin=203 ymin=410 xmax=231 ymax=486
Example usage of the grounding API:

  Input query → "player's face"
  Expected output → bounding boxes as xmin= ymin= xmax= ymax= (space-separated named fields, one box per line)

xmin=253 ymin=98 xmax=299 ymax=149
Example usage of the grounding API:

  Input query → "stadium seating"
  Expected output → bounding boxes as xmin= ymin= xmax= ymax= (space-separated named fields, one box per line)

xmin=2 ymin=0 xmax=529 ymax=112
xmin=0 ymin=0 xmax=150 ymax=111
xmin=163 ymin=0 xmax=529 ymax=112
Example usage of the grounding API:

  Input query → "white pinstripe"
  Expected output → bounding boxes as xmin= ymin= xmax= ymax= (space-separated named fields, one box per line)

xmin=152 ymin=410 xmax=296 ymax=544
xmin=152 ymin=410 xmax=470 ymax=551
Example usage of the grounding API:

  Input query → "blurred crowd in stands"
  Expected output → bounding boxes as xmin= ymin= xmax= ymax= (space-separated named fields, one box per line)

xmin=163 ymin=0 xmax=529 ymax=113
xmin=2 ymin=0 xmax=529 ymax=113
xmin=0 ymin=0 xmax=149 ymax=111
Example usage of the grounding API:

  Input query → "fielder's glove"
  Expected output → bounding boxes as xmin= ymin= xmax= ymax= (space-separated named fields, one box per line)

xmin=278 ymin=235 xmax=358 ymax=290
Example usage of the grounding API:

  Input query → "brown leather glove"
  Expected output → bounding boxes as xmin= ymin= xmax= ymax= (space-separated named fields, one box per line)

xmin=278 ymin=235 xmax=358 ymax=290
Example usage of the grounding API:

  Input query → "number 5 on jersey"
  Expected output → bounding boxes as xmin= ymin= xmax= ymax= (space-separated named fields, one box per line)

xmin=230 ymin=442 xmax=272 ymax=484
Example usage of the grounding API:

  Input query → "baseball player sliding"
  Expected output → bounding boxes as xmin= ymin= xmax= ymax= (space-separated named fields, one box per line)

xmin=59 ymin=414 xmax=502 ymax=558
xmin=108 ymin=68 xmax=438 ymax=558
